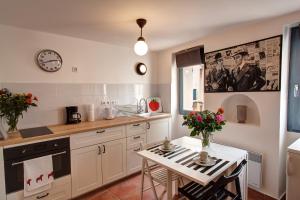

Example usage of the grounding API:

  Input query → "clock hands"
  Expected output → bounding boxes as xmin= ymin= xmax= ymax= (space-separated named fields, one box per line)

xmin=40 ymin=59 xmax=60 ymax=64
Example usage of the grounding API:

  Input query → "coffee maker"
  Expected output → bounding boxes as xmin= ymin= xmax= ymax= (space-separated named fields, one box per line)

xmin=66 ymin=106 xmax=81 ymax=124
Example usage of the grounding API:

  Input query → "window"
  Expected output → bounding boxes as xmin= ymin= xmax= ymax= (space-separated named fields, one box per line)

xmin=175 ymin=45 xmax=205 ymax=115
xmin=287 ymin=25 xmax=300 ymax=132
xmin=179 ymin=65 xmax=204 ymax=114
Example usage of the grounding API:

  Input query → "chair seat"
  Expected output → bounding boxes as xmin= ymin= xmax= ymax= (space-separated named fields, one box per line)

xmin=179 ymin=181 xmax=236 ymax=200
xmin=145 ymin=167 xmax=179 ymax=185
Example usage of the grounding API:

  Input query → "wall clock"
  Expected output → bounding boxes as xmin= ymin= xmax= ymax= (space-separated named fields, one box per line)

xmin=36 ymin=49 xmax=63 ymax=72
xmin=136 ymin=62 xmax=147 ymax=75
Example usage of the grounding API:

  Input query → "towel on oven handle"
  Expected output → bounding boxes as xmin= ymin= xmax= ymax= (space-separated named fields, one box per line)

xmin=23 ymin=155 xmax=54 ymax=197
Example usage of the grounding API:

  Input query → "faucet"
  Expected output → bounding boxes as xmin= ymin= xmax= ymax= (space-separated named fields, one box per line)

xmin=137 ymin=98 xmax=147 ymax=113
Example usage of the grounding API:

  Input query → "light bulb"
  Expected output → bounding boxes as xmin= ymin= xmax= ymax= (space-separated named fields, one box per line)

xmin=134 ymin=40 xmax=148 ymax=56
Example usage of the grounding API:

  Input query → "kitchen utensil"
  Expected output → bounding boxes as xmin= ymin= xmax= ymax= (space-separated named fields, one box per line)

xmin=199 ymin=151 xmax=208 ymax=163
xmin=159 ymin=144 xmax=176 ymax=152
xmin=193 ymin=156 xmax=217 ymax=167
xmin=66 ymin=106 xmax=81 ymax=124
xmin=87 ymin=104 xmax=95 ymax=122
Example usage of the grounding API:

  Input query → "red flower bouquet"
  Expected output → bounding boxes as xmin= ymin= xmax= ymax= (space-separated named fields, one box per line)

xmin=182 ymin=108 xmax=226 ymax=148
xmin=0 ymin=88 xmax=38 ymax=133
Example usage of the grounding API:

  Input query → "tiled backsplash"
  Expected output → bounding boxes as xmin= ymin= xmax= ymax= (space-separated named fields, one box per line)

xmin=0 ymin=83 xmax=168 ymax=129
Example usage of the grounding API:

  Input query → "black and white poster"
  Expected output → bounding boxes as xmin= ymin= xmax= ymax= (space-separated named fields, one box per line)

xmin=204 ymin=35 xmax=282 ymax=93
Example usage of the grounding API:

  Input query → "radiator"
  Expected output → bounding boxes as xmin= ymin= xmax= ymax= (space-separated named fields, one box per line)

xmin=248 ymin=151 xmax=262 ymax=189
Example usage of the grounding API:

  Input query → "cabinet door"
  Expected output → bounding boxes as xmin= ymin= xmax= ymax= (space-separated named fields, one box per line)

xmin=102 ymin=138 xmax=127 ymax=184
xmin=71 ymin=145 xmax=102 ymax=198
xmin=287 ymin=152 xmax=300 ymax=200
xmin=127 ymin=145 xmax=142 ymax=175
xmin=147 ymin=118 xmax=170 ymax=144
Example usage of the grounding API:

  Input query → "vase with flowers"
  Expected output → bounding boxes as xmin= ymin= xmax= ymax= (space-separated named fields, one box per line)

xmin=182 ymin=108 xmax=226 ymax=149
xmin=0 ymin=88 xmax=38 ymax=138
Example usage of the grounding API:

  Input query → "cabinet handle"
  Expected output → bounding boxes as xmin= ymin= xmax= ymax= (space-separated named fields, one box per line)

xmin=96 ymin=130 xmax=105 ymax=134
xmin=36 ymin=193 xmax=49 ymax=199
xmin=102 ymin=145 xmax=106 ymax=154
xmin=133 ymin=124 xmax=140 ymax=127
xmin=287 ymin=154 xmax=292 ymax=176
xmin=134 ymin=147 xmax=141 ymax=152
xmin=98 ymin=146 xmax=102 ymax=155
xmin=147 ymin=122 xmax=150 ymax=129
xmin=133 ymin=136 xmax=141 ymax=139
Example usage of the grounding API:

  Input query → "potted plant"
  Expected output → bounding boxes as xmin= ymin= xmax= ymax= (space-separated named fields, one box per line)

xmin=182 ymin=108 xmax=226 ymax=149
xmin=0 ymin=88 xmax=38 ymax=138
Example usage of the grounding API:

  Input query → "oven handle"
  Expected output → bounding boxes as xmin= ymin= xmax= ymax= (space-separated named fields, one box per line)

xmin=11 ymin=151 xmax=67 ymax=166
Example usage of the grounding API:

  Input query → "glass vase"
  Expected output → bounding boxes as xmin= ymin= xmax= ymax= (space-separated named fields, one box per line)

xmin=201 ymin=131 xmax=211 ymax=151
xmin=6 ymin=117 xmax=18 ymax=133
xmin=0 ymin=118 xmax=9 ymax=139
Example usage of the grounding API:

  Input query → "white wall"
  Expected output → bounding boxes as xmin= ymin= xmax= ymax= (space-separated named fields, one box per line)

xmin=0 ymin=25 xmax=158 ymax=84
xmin=157 ymin=10 xmax=300 ymax=199
xmin=0 ymin=25 xmax=160 ymax=128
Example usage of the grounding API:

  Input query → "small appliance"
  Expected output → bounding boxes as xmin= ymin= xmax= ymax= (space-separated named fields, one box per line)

xmin=66 ymin=106 xmax=81 ymax=124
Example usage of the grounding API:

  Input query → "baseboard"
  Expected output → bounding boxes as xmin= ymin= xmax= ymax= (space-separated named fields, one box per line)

xmin=280 ymin=192 xmax=286 ymax=200
xmin=248 ymin=187 xmax=285 ymax=200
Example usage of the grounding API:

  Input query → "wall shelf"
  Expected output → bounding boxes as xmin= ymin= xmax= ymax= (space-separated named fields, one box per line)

xmin=221 ymin=94 xmax=260 ymax=126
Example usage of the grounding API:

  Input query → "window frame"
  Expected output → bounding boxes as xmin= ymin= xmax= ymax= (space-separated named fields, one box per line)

xmin=178 ymin=65 xmax=204 ymax=115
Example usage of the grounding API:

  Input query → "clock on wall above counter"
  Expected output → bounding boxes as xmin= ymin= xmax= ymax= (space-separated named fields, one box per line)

xmin=36 ymin=49 xmax=63 ymax=72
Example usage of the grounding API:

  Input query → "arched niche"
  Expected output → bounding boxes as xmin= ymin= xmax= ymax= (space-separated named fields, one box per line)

xmin=221 ymin=94 xmax=260 ymax=126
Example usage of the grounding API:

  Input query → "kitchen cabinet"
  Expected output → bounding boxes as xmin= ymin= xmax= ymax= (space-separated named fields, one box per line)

xmin=126 ymin=123 xmax=146 ymax=175
xmin=0 ymin=147 xmax=5 ymax=200
xmin=7 ymin=176 xmax=71 ymax=200
xmin=146 ymin=118 xmax=170 ymax=144
xmin=102 ymin=138 xmax=127 ymax=184
xmin=287 ymin=138 xmax=300 ymax=200
xmin=70 ymin=117 xmax=171 ymax=197
xmin=127 ymin=145 xmax=142 ymax=174
xmin=71 ymin=144 xmax=102 ymax=198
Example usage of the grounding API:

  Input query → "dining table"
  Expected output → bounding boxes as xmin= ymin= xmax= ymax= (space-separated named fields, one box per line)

xmin=137 ymin=136 xmax=248 ymax=200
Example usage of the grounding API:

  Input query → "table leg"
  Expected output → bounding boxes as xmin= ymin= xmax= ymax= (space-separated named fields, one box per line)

xmin=167 ymin=169 xmax=172 ymax=200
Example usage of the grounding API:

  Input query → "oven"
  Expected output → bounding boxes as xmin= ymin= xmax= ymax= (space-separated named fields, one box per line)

xmin=3 ymin=137 xmax=70 ymax=194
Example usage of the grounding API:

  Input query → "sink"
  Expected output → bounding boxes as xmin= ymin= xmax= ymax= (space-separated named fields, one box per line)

xmin=135 ymin=112 xmax=166 ymax=118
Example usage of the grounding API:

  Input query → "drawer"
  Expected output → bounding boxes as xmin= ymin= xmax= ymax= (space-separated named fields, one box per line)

xmin=126 ymin=122 xmax=146 ymax=137
xmin=126 ymin=148 xmax=142 ymax=175
xmin=126 ymin=134 xmax=146 ymax=149
xmin=7 ymin=175 xmax=71 ymax=200
xmin=70 ymin=126 xmax=125 ymax=150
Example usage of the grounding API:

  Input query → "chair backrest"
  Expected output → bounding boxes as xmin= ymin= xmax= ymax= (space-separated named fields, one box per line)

xmin=202 ymin=159 xmax=247 ymax=199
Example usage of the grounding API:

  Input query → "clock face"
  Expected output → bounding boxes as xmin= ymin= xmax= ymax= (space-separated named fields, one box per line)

xmin=37 ymin=49 xmax=62 ymax=72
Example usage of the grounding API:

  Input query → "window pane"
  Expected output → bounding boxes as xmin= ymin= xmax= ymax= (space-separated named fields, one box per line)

xmin=180 ymin=65 xmax=204 ymax=113
xmin=288 ymin=26 xmax=300 ymax=132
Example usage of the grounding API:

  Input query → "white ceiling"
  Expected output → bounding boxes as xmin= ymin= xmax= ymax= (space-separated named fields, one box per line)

xmin=1 ymin=0 xmax=300 ymax=51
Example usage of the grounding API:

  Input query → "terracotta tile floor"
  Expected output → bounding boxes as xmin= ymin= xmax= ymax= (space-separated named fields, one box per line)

xmin=76 ymin=173 xmax=266 ymax=200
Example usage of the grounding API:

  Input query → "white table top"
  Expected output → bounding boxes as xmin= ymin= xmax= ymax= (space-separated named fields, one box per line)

xmin=138 ymin=136 xmax=248 ymax=186
xmin=288 ymin=138 xmax=300 ymax=154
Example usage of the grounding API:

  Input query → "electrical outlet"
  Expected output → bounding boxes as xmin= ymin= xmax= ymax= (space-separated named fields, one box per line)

xmin=72 ymin=67 xmax=78 ymax=72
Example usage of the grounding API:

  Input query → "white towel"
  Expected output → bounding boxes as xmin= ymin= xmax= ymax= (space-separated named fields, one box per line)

xmin=23 ymin=155 xmax=54 ymax=197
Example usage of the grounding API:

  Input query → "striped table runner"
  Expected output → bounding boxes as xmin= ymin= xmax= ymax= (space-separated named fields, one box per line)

xmin=147 ymin=144 xmax=229 ymax=177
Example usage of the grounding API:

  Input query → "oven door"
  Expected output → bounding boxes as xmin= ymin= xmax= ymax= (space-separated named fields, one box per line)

xmin=4 ymin=149 xmax=70 ymax=194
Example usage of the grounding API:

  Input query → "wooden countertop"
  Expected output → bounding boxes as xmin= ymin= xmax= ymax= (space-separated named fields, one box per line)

xmin=0 ymin=113 xmax=171 ymax=147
